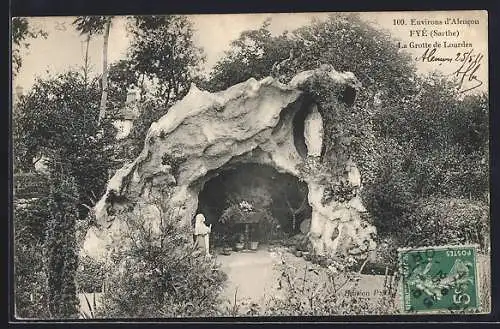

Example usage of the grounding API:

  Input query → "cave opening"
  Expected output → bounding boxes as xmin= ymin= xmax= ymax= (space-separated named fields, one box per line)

xmin=195 ymin=163 xmax=312 ymax=248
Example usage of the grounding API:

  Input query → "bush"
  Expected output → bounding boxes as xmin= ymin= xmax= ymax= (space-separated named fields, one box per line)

xmin=14 ymin=167 xmax=83 ymax=320
xmin=14 ymin=200 xmax=51 ymax=319
xmin=13 ymin=71 xmax=116 ymax=219
xmin=95 ymin=204 xmax=227 ymax=318
xmin=76 ymin=255 xmax=105 ymax=293
xmin=44 ymin=168 xmax=80 ymax=319
xmin=402 ymin=198 xmax=489 ymax=250
xmin=265 ymin=255 xmax=398 ymax=316
xmin=372 ymin=197 xmax=489 ymax=267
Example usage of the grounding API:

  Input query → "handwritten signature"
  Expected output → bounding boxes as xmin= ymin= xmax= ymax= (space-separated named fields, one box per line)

xmin=416 ymin=48 xmax=484 ymax=93
xmin=451 ymin=49 xmax=484 ymax=93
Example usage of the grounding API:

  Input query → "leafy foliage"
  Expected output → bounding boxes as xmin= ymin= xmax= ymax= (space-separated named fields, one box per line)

xmin=13 ymin=71 xmax=118 ymax=319
xmin=126 ymin=15 xmax=205 ymax=108
xmin=402 ymin=198 xmax=489 ymax=249
xmin=13 ymin=71 xmax=116 ymax=217
xmin=96 ymin=202 xmax=227 ymax=318
xmin=13 ymin=71 xmax=116 ymax=319
xmin=76 ymin=255 xmax=105 ymax=293
xmin=109 ymin=15 xmax=206 ymax=162
xmin=12 ymin=17 xmax=47 ymax=75
xmin=363 ymin=75 xmax=488 ymax=257
xmin=44 ymin=163 xmax=80 ymax=318
xmin=207 ymin=14 xmax=415 ymax=94
xmin=206 ymin=18 xmax=294 ymax=92
xmin=107 ymin=59 xmax=141 ymax=108
xmin=14 ymin=199 xmax=51 ymax=319
xmin=73 ymin=16 xmax=110 ymax=36
xmin=372 ymin=196 xmax=489 ymax=267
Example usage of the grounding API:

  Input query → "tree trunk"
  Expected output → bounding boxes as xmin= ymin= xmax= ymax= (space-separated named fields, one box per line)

xmin=139 ymin=73 xmax=145 ymax=101
xmin=83 ymin=33 xmax=91 ymax=86
xmin=98 ymin=18 xmax=111 ymax=126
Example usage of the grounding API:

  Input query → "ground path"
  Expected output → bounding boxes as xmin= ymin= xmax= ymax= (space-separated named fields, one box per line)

xmin=216 ymin=248 xmax=286 ymax=305
xmin=214 ymin=245 xmax=395 ymax=312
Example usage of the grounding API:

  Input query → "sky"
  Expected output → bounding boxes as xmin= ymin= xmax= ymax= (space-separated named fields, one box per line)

xmin=12 ymin=11 xmax=488 ymax=94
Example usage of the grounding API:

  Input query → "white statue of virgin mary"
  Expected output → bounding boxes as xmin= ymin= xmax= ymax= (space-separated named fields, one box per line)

xmin=304 ymin=104 xmax=324 ymax=157
xmin=193 ymin=213 xmax=211 ymax=256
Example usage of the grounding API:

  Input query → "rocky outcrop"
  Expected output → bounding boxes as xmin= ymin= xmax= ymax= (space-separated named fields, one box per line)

xmin=83 ymin=65 xmax=376 ymax=261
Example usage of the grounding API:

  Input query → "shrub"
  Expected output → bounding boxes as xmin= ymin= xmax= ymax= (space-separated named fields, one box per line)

xmin=402 ymin=197 xmax=489 ymax=250
xmin=372 ymin=197 xmax=489 ymax=267
xmin=13 ymin=200 xmax=51 ymax=319
xmin=44 ymin=168 xmax=80 ymax=319
xmin=13 ymin=71 xmax=116 ymax=220
xmin=95 ymin=204 xmax=227 ymax=318
xmin=75 ymin=255 xmax=105 ymax=293
xmin=266 ymin=256 xmax=399 ymax=316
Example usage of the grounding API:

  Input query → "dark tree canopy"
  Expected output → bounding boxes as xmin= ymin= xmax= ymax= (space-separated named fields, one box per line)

xmin=207 ymin=14 xmax=416 ymax=96
xmin=13 ymin=71 xmax=116 ymax=217
xmin=206 ymin=19 xmax=295 ymax=92
xmin=107 ymin=59 xmax=140 ymax=108
xmin=73 ymin=16 xmax=110 ymax=36
xmin=126 ymin=15 xmax=205 ymax=108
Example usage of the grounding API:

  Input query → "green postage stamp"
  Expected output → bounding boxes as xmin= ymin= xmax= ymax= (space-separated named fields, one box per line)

xmin=398 ymin=244 xmax=481 ymax=313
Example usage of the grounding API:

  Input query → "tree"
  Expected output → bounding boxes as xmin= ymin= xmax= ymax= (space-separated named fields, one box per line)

xmin=73 ymin=16 xmax=113 ymax=125
xmin=206 ymin=18 xmax=295 ymax=92
xmin=111 ymin=15 xmax=205 ymax=161
xmin=12 ymin=17 xmax=47 ymax=76
xmin=44 ymin=158 xmax=80 ymax=318
xmin=14 ymin=197 xmax=51 ymax=319
xmin=207 ymin=14 xmax=416 ymax=95
xmin=126 ymin=15 xmax=205 ymax=108
xmin=13 ymin=71 xmax=116 ymax=218
xmin=361 ymin=75 xmax=488 ymax=257
xmin=13 ymin=71 xmax=117 ymax=318
xmin=107 ymin=59 xmax=141 ymax=108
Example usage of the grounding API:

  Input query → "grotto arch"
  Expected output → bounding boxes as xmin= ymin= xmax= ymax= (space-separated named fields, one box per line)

xmin=194 ymin=162 xmax=312 ymax=247
xmin=84 ymin=65 xmax=377 ymax=261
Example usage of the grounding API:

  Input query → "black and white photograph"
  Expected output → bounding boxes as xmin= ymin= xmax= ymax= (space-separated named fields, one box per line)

xmin=11 ymin=10 xmax=490 ymax=319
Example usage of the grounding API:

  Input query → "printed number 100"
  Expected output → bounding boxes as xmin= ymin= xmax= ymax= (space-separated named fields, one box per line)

xmin=393 ymin=19 xmax=405 ymax=25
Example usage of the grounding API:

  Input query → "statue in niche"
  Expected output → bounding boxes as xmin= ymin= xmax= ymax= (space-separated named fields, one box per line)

xmin=304 ymin=104 xmax=324 ymax=157
xmin=193 ymin=213 xmax=211 ymax=257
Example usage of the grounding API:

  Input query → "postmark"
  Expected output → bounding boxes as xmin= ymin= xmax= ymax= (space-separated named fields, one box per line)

xmin=398 ymin=244 xmax=480 ymax=313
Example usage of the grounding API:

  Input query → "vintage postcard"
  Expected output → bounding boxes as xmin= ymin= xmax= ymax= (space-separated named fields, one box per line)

xmin=11 ymin=10 xmax=489 ymax=319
